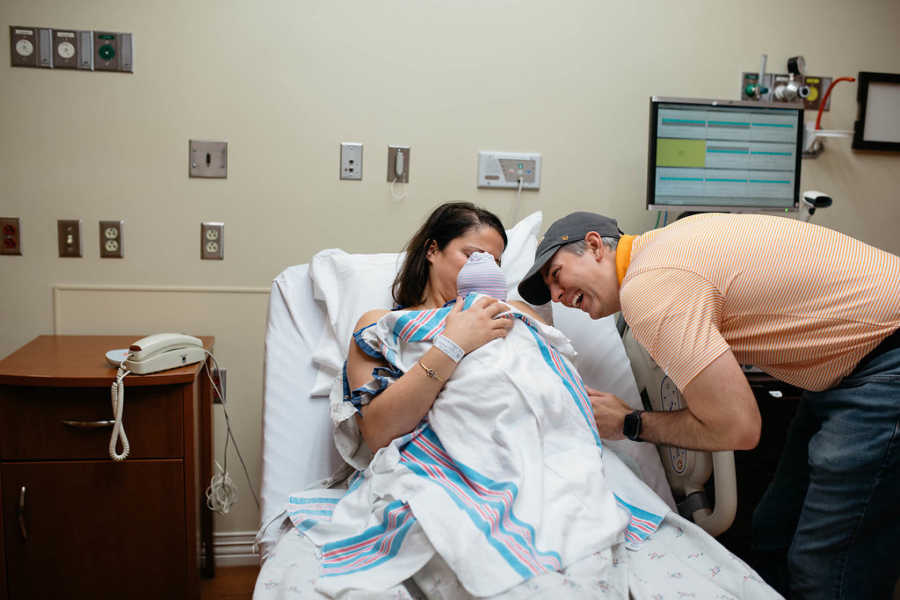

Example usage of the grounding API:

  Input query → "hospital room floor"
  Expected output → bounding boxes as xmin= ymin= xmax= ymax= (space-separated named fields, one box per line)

xmin=202 ymin=566 xmax=259 ymax=600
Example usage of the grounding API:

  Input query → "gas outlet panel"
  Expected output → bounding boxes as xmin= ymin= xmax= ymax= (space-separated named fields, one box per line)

xmin=477 ymin=152 xmax=542 ymax=189
xmin=741 ymin=72 xmax=833 ymax=111
xmin=9 ymin=26 xmax=52 ymax=68
xmin=10 ymin=26 xmax=130 ymax=72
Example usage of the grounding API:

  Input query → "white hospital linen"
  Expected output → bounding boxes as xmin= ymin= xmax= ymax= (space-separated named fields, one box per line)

xmin=286 ymin=295 xmax=670 ymax=597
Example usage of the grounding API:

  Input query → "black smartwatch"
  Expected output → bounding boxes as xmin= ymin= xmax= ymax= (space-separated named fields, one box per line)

xmin=623 ymin=410 xmax=644 ymax=442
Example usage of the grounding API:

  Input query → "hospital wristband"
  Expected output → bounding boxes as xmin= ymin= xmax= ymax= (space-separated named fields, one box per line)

xmin=434 ymin=334 xmax=464 ymax=363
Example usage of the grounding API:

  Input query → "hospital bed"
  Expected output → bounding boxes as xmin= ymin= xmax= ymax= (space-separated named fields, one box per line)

xmin=253 ymin=212 xmax=778 ymax=599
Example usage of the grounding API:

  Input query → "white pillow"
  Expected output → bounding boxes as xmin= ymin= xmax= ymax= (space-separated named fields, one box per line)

xmin=307 ymin=211 xmax=544 ymax=395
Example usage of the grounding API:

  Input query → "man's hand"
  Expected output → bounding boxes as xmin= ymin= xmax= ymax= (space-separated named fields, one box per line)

xmin=585 ymin=386 xmax=632 ymax=440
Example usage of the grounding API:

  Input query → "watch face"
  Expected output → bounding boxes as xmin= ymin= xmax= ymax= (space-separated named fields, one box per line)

xmin=624 ymin=411 xmax=641 ymax=440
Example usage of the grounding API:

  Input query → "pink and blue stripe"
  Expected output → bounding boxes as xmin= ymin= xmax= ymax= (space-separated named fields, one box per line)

xmin=399 ymin=426 xmax=562 ymax=578
xmin=320 ymin=500 xmax=417 ymax=577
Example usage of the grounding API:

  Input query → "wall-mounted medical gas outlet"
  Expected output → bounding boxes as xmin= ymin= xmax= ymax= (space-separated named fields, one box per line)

xmin=201 ymin=222 xmax=224 ymax=260
xmin=57 ymin=220 xmax=83 ymax=258
xmin=190 ymin=141 xmax=228 ymax=178
xmin=9 ymin=26 xmax=52 ymax=68
xmin=99 ymin=220 xmax=124 ymax=258
xmin=1 ymin=218 xmax=22 ymax=256
xmin=387 ymin=146 xmax=410 ymax=183
xmin=477 ymin=152 xmax=542 ymax=189
xmin=741 ymin=72 xmax=833 ymax=111
xmin=93 ymin=31 xmax=133 ymax=72
xmin=340 ymin=143 xmax=363 ymax=180
xmin=52 ymin=29 xmax=93 ymax=70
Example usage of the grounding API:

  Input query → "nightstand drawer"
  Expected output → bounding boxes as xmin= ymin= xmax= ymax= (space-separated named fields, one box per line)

xmin=0 ymin=385 xmax=184 ymax=460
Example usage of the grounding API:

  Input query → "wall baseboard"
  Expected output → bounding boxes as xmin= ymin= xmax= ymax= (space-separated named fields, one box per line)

xmin=212 ymin=531 xmax=260 ymax=567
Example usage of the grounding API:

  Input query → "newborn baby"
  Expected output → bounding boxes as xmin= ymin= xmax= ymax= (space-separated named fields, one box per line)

xmin=456 ymin=251 xmax=507 ymax=300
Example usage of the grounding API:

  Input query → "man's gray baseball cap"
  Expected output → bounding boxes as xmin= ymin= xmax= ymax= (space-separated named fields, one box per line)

xmin=517 ymin=212 xmax=622 ymax=305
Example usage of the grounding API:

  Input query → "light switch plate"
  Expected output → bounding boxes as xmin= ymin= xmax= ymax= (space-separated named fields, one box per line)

xmin=57 ymin=219 xmax=82 ymax=257
xmin=340 ymin=142 xmax=363 ymax=180
xmin=99 ymin=220 xmax=124 ymax=258
xmin=1 ymin=218 xmax=22 ymax=255
xmin=201 ymin=222 xmax=224 ymax=260
xmin=190 ymin=141 xmax=228 ymax=178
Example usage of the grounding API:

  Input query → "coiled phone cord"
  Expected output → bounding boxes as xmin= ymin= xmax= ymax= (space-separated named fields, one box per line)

xmin=109 ymin=364 xmax=132 ymax=461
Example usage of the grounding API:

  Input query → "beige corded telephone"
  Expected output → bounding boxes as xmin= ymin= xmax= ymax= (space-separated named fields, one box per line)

xmin=107 ymin=334 xmax=206 ymax=461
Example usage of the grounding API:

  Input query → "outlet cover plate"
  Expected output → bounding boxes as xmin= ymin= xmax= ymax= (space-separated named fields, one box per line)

xmin=340 ymin=142 xmax=363 ymax=180
xmin=1 ymin=217 xmax=22 ymax=255
xmin=190 ymin=141 xmax=228 ymax=178
xmin=99 ymin=220 xmax=124 ymax=258
xmin=57 ymin=219 xmax=83 ymax=258
xmin=201 ymin=222 xmax=224 ymax=260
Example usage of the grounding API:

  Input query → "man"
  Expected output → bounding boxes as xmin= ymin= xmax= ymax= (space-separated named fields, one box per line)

xmin=518 ymin=211 xmax=900 ymax=600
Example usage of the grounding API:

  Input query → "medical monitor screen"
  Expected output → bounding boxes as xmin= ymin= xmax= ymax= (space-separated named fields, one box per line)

xmin=647 ymin=97 xmax=803 ymax=212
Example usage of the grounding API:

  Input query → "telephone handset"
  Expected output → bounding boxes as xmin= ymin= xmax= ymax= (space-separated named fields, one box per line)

xmin=125 ymin=333 xmax=205 ymax=373
xmin=394 ymin=150 xmax=405 ymax=179
xmin=107 ymin=333 xmax=207 ymax=461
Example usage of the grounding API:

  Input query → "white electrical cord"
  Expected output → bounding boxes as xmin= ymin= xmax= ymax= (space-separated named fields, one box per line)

xmin=511 ymin=176 xmax=524 ymax=225
xmin=202 ymin=350 xmax=260 ymax=515
xmin=109 ymin=361 xmax=132 ymax=461
xmin=390 ymin=176 xmax=408 ymax=202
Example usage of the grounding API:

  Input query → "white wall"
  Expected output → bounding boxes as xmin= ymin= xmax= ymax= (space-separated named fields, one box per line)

xmin=2 ymin=0 xmax=898 ymax=537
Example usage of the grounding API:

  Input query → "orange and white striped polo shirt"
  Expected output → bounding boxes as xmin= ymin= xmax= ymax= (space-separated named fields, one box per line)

xmin=619 ymin=213 xmax=900 ymax=392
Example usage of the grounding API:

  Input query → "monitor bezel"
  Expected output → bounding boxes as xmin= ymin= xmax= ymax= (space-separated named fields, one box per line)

xmin=646 ymin=96 xmax=804 ymax=213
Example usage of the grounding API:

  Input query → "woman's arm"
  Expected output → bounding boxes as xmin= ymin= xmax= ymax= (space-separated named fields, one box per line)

xmin=349 ymin=297 xmax=514 ymax=452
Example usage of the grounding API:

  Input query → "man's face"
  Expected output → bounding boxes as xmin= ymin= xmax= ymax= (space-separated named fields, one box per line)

xmin=540 ymin=234 xmax=620 ymax=319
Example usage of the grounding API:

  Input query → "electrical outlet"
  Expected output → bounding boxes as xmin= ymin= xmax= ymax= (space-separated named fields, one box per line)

xmin=201 ymin=222 xmax=224 ymax=260
xmin=340 ymin=142 xmax=363 ymax=180
xmin=57 ymin=219 xmax=82 ymax=257
xmin=212 ymin=368 xmax=226 ymax=404
xmin=387 ymin=146 xmax=410 ymax=183
xmin=1 ymin=218 xmax=22 ymax=256
xmin=99 ymin=220 xmax=124 ymax=258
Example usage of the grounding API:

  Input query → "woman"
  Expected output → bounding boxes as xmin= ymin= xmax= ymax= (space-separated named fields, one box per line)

xmin=347 ymin=202 xmax=543 ymax=453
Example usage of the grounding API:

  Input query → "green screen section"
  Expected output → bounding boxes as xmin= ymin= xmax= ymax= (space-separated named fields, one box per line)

xmin=656 ymin=139 xmax=706 ymax=167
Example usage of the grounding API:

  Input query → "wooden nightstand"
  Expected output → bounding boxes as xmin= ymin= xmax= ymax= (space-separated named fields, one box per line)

xmin=0 ymin=335 xmax=215 ymax=600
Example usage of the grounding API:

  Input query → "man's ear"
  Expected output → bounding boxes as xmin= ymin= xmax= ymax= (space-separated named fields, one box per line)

xmin=584 ymin=231 xmax=605 ymax=259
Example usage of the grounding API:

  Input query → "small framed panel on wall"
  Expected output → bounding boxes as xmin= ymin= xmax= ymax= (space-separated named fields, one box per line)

xmin=852 ymin=72 xmax=900 ymax=151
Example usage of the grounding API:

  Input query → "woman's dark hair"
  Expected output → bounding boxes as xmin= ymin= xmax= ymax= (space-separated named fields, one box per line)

xmin=392 ymin=202 xmax=507 ymax=307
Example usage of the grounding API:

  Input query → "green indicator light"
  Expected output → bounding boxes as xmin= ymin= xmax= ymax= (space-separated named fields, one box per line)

xmin=99 ymin=34 xmax=115 ymax=40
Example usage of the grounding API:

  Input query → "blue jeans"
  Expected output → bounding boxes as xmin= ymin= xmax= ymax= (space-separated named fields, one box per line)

xmin=752 ymin=347 xmax=900 ymax=599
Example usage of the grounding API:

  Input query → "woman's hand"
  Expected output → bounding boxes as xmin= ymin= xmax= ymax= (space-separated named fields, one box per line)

xmin=442 ymin=296 xmax=513 ymax=354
